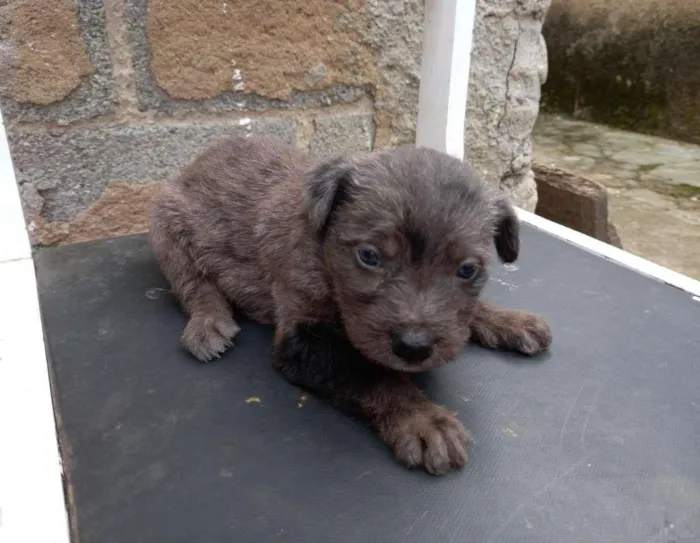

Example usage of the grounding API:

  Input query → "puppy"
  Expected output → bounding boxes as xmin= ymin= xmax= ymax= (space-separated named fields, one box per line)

xmin=149 ymin=136 xmax=551 ymax=475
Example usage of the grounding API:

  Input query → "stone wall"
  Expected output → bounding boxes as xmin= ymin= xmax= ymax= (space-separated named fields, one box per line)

xmin=543 ymin=0 xmax=700 ymax=144
xmin=0 ymin=0 xmax=550 ymax=246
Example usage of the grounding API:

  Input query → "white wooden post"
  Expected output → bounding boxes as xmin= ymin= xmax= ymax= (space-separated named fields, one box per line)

xmin=415 ymin=0 xmax=477 ymax=160
xmin=0 ymin=109 xmax=71 ymax=543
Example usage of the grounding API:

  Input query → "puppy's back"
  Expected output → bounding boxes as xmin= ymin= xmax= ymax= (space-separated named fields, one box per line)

xmin=175 ymin=136 xmax=308 ymax=205
xmin=151 ymin=136 xmax=310 ymax=238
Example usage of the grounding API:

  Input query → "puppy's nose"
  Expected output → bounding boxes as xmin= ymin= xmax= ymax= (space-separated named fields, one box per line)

xmin=391 ymin=331 xmax=433 ymax=364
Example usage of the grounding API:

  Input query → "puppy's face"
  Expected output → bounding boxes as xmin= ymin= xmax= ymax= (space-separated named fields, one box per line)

xmin=303 ymin=147 xmax=519 ymax=372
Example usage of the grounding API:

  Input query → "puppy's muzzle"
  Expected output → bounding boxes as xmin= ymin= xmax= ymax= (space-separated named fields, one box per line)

xmin=391 ymin=330 xmax=433 ymax=364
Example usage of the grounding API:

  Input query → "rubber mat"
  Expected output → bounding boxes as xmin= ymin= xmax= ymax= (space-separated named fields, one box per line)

xmin=35 ymin=226 xmax=700 ymax=543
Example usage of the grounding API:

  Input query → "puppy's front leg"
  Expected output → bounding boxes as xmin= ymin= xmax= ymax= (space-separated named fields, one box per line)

xmin=273 ymin=322 xmax=471 ymax=475
xmin=469 ymin=300 xmax=552 ymax=355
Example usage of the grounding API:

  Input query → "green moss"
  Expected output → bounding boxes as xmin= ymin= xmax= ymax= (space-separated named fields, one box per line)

xmin=562 ymin=132 xmax=596 ymax=144
xmin=638 ymin=163 xmax=664 ymax=172
xmin=649 ymin=182 xmax=700 ymax=200
xmin=669 ymin=183 xmax=700 ymax=198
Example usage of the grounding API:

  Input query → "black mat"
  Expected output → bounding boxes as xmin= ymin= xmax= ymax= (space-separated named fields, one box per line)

xmin=35 ymin=227 xmax=700 ymax=543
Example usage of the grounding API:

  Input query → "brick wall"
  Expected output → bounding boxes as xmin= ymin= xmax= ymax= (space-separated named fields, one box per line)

xmin=0 ymin=0 xmax=550 ymax=246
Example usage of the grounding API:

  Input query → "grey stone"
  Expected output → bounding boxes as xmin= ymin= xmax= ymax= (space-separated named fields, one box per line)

xmin=355 ymin=0 xmax=425 ymax=146
xmin=610 ymin=149 xmax=661 ymax=166
xmin=510 ymin=170 xmax=538 ymax=212
xmin=305 ymin=62 xmax=328 ymax=87
xmin=0 ymin=0 xmax=117 ymax=125
xmin=532 ymin=113 xmax=700 ymax=280
xmin=655 ymin=143 xmax=700 ymax=161
xmin=8 ymin=118 xmax=296 ymax=222
xmin=465 ymin=1 xmax=551 ymax=208
xmin=642 ymin=164 xmax=700 ymax=188
xmin=310 ymin=113 xmax=375 ymax=159
xmin=570 ymin=142 xmax=604 ymax=157
xmin=19 ymin=182 xmax=44 ymax=217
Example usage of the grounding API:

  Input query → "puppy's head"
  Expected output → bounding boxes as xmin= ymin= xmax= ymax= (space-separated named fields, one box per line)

xmin=302 ymin=147 xmax=519 ymax=372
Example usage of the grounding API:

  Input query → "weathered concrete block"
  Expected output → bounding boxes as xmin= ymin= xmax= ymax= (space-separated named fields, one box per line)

xmin=9 ymin=117 xmax=296 ymax=245
xmin=124 ymin=0 xmax=373 ymax=115
xmin=25 ymin=181 xmax=163 ymax=247
xmin=0 ymin=0 xmax=117 ymax=124
xmin=123 ymin=0 xmax=421 ymax=149
xmin=466 ymin=0 xmax=551 ymax=210
xmin=533 ymin=162 xmax=622 ymax=247
xmin=1 ymin=0 xmax=553 ymax=246
xmin=148 ymin=0 xmax=376 ymax=100
xmin=351 ymin=0 xmax=424 ymax=149
xmin=310 ymin=113 xmax=375 ymax=159
xmin=120 ymin=0 xmax=549 ymax=213
xmin=0 ymin=0 xmax=90 ymax=105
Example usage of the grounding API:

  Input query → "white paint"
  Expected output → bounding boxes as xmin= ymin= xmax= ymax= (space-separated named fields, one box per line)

xmin=0 ymin=109 xmax=71 ymax=542
xmin=517 ymin=208 xmax=700 ymax=298
xmin=415 ymin=0 xmax=476 ymax=160
xmin=0 ymin=110 xmax=31 ymax=263
xmin=233 ymin=69 xmax=244 ymax=92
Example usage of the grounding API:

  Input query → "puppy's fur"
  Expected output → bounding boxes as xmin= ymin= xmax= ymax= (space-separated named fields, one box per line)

xmin=149 ymin=136 xmax=551 ymax=475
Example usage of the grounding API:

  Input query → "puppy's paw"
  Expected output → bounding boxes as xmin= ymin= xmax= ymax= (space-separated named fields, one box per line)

xmin=508 ymin=313 xmax=552 ymax=355
xmin=181 ymin=313 xmax=241 ymax=362
xmin=387 ymin=405 xmax=472 ymax=475
xmin=472 ymin=309 xmax=552 ymax=356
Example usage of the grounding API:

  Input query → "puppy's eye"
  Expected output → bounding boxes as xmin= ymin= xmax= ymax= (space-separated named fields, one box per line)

xmin=357 ymin=246 xmax=381 ymax=269
xmin=457 ymin=262 xmax=479 ymax=280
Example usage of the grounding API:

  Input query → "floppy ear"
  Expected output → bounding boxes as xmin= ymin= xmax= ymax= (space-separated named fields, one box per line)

xmin=493 ymin=195 xmax=520 ymax=263
xmin=303 ymin=156 xmax=356 ymax=237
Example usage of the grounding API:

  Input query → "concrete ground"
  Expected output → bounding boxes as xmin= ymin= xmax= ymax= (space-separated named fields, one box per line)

xmin=533 ymin=114 xmax=700 ymax=280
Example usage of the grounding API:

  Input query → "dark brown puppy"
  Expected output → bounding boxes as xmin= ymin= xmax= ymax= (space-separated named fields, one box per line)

xmin=149 ymin=136 xmax=551 ymax=475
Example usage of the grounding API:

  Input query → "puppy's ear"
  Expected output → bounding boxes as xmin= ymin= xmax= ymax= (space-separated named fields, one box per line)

xmin=303 ymin=156 xmax=356 ymax=237
xmin=493 ymin=195 xmax=520 ymax=263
